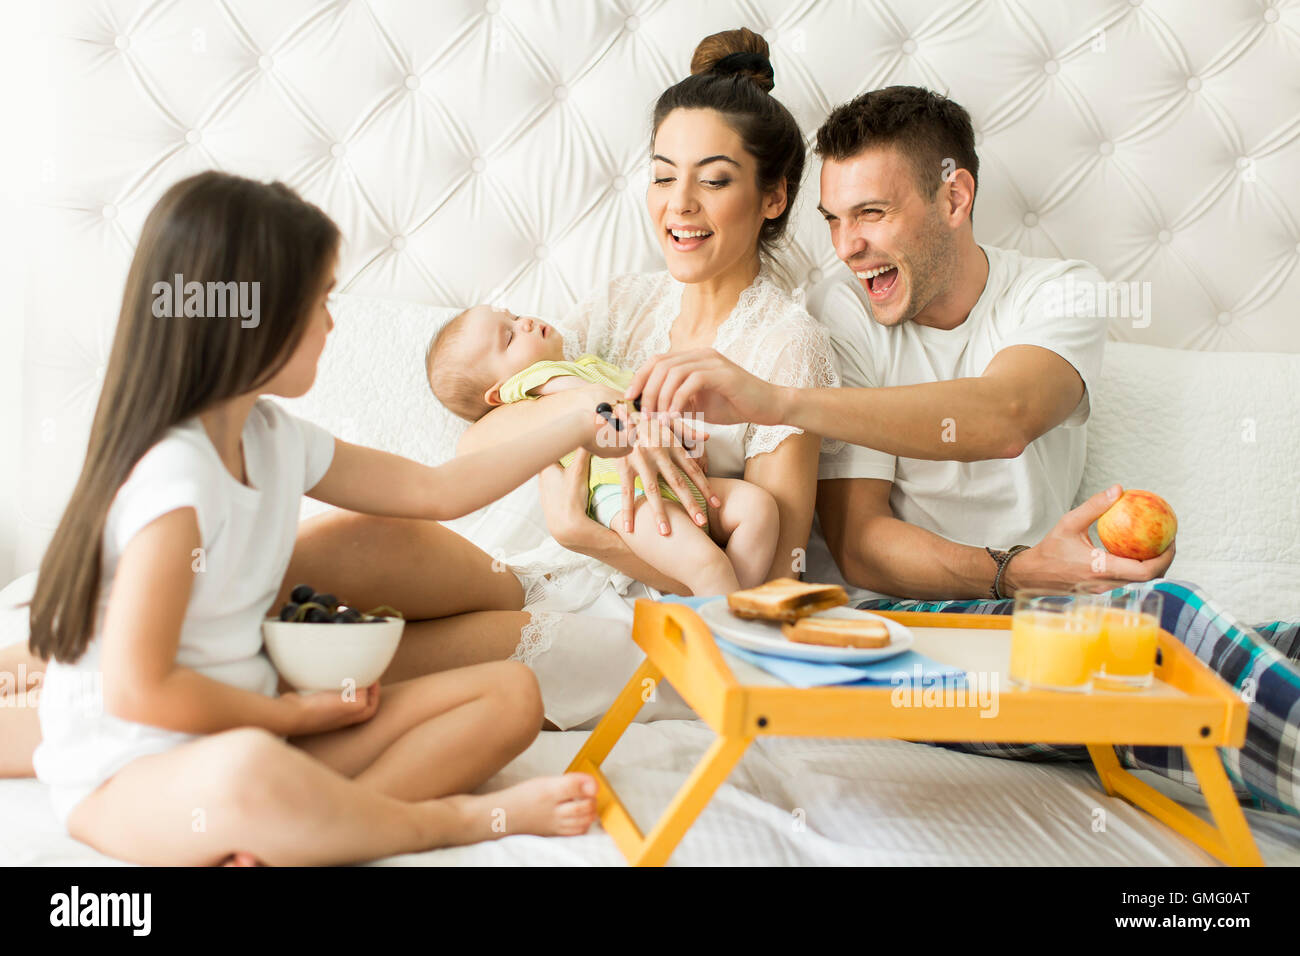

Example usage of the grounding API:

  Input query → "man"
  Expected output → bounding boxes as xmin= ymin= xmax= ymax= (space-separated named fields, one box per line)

xmin=627 ymin=87 xmax=1300 ymax=816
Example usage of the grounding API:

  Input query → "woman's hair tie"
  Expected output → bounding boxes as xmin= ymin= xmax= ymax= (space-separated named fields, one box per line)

xmin=710 ymin=51 xmax=774 ymax=88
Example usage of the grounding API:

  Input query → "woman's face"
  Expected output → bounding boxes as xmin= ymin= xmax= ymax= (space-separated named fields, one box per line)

xmin=648 ymin=108 xmax=784 ymax=285
xmin=266 ymin=252 xmax=337 ymax=399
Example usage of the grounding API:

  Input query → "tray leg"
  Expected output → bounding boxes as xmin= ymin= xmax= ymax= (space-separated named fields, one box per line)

xmin=566 ymin=655 xmax=752 ymax=866
xmin=566 ymin=657 xmax=662 ymax=773
xmin=1085 ymin=743 xmax=1263 ymax=866
xmin=632 ymin=733 xmax=752 ymax=867
xmin=1086 ymin=744 xmax=1120 ymax=795
xmin=1183 ymin=745 xmax=1264 ymax=867
xmin=565 ymin=657 xmax=665 ymax=864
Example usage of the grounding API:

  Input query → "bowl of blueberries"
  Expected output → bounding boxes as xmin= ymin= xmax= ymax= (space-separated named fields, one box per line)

xmin=262 ymin=584 xmax=404 ymax=693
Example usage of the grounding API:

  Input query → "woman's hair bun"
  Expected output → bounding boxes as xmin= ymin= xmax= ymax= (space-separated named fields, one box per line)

xmin=690 ymin=27 xmax=774 ymax=93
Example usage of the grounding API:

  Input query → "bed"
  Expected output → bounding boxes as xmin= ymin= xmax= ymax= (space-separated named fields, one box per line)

xmin=6 ymin=0 xmax=1300 ymax=865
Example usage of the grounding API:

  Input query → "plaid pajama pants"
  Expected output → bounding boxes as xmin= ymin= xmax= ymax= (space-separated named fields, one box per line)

xmin=860 ymin=579 xmax=1300 ymax=816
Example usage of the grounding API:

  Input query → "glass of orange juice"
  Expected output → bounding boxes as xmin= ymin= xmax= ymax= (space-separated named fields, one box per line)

xmin=1092 ymin=589 xmax=1162 ymax=690
xmin=1009 ymin=590 xmax=1102 ymax=692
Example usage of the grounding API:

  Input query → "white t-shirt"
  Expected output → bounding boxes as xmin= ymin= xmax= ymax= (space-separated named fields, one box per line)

xmin=33 ymin=399 xmax=335 ymax=825
xmin=803 ymin=244 xmax=1108 ymax=602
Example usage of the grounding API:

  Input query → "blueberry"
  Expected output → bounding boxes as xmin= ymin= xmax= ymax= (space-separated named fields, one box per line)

xmin=313 ymin=592 xmax=338 ymax=611
xmin=279 ymin=603 xmax=300 ymax=622
xmin=334 ymin=607 xmax=363 ymax=624
xmin=303 ymin=606 xmax=331 ymax=623
xmin=290 ymin=584 xmax=314 ymax=604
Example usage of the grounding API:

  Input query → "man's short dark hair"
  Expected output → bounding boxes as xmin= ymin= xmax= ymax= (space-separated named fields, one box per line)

xmin=815 ymin=86 xmax=979 ymax=211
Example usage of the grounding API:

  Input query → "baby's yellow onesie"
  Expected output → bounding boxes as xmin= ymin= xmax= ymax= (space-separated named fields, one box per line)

xmin=498 ymin=355 xmax=709 ymax=529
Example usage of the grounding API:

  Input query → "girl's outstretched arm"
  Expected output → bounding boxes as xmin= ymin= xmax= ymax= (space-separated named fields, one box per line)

xmin=308 ymin=407 xmax=631 ymax=522
xmin=98 ymin=507 xmax=375 ymax=737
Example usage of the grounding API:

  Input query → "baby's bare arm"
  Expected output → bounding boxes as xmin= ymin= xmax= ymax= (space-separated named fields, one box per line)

xmin=532 ymin=374 xmax=597 ymax=396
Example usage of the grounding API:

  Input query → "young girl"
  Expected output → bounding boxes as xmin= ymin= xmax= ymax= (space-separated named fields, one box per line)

xmin=27 ymin=171 xmax=631 ymax=866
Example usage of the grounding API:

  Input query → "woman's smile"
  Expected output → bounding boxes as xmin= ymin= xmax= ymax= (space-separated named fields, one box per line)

xmin=668 ymin=223 xmax=715 ymax=252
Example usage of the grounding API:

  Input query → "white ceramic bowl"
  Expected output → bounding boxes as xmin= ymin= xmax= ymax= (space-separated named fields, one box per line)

xmin=262 ymin=618 xmax=404 ymax=693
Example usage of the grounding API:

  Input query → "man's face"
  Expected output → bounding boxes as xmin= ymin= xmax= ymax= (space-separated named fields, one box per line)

xmin=818 ymin=146 xmax=956 ymax=328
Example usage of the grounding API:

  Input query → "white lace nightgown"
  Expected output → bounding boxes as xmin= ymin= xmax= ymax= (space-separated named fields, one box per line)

xmin=505 ymin=265 xmax=840 ymax=729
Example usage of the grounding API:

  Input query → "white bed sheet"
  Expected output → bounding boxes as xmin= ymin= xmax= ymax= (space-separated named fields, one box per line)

xmin=4 ymin=524 xmax=1297 ymax=868
xmin=3 ymin=720 xmax=1298 ymax=867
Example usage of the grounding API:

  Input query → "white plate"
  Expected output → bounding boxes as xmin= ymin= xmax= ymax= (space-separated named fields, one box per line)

xmin=697 ymin=599 xmax=914 ymax=664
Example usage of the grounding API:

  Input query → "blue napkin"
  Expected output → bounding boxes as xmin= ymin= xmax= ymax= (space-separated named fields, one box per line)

xmin=662 ymin=595 xmax=966 ymax=689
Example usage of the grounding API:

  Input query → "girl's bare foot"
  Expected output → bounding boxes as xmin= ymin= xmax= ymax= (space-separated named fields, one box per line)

xmin=457 ymin=773 xmax=598 ymax=842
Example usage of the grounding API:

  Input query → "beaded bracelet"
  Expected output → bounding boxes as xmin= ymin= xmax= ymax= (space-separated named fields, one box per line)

xmin=985 ymin=544 xmax=1029 ymax=600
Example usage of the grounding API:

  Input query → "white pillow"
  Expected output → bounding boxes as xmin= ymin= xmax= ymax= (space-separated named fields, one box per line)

xmin=0 ymin=571 xmax=36 ymax=650
xmin=275 ymin=293 xmax=553 ymax=562
xmin=1077 ymin=341 xmax=1300 ymax=624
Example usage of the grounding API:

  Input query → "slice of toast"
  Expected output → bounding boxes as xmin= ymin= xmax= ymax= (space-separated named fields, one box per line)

xmin=726 ymin=578 xmax=848 ymax=623
xmin=781 ymin=617 xmax=891 ymax=649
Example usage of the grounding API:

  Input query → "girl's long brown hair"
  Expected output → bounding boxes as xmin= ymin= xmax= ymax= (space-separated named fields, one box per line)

xmin=29 ymin=171 xmax=340 ymax=663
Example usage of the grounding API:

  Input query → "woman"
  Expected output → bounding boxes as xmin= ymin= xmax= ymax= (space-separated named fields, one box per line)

xmin=445 ymin=27 xmax=839 ymax=727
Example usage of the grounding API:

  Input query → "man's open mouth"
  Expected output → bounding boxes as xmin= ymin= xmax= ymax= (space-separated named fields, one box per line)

xmin=855 ymin=264 xmax=899 ymax=299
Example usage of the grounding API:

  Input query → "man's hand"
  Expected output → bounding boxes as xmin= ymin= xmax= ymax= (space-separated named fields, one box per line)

xmin=1005 ymin=484 xmax=1177 ymax=594
xmin=625 ymin=348 xmax=784 ymax=426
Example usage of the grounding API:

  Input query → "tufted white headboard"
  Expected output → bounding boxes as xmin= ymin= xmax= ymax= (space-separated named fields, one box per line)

xmin=11 ymin=0 xmax=1300 ymax=576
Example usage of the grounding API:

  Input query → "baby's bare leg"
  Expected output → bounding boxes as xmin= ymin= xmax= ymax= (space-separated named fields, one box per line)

xmin=614 ymin=498 xmax=740 ymax=597
xmin=705 ymin=478 xmax=780 ymax=589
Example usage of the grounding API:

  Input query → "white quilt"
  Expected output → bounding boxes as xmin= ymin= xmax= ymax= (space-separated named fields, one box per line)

xmin=4 ymin=716 xmax=1300 ymax=866
xmin=4 ymin=570 xmax=1300 ymax=867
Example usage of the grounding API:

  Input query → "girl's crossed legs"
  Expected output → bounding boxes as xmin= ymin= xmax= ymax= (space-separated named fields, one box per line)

xmin=3 ymin=509 xmax=595 ymax=865
xmin=66 ymin=660 xmax=596 ymax=866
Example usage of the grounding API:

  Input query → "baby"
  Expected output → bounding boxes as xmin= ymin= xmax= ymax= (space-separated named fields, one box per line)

xmin=426 ymin=304 xmax=779 ymax=596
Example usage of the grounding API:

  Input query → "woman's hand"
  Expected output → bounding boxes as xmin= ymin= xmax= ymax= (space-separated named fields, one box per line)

xmin=625 ymin=348 xmax=785 ymax=426
xmin=281 ymin=682 xmax=380 ymax=737
xmin=538 ymin=454 xmax=602 ymax=550
xmin=612 ymin=415 xmax=717 ymax=535
xmin=538 ymin=453 xmax=692 ymax=594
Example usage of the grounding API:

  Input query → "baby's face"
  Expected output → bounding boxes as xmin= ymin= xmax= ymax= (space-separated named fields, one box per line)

xmin=458 ymin=305 xmax=565 ymax=387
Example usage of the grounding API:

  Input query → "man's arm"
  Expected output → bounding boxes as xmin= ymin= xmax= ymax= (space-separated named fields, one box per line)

xmin=819 ymin=478 xmax=1177 ymax=599
xmin=818 ymin=478 xmax=998 ymax=599
xmin=629 ymin=344 xmax=1085 ymax=463
xmin=779 ymin=345 xmax=1083 ymax=462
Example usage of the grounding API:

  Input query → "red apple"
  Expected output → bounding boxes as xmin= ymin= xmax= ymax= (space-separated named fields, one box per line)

xmin=1096 ymin=490 xmax=1177 ymax=561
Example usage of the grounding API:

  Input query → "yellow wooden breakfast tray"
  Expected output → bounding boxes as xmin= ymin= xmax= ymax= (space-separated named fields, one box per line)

xmin=566 ymin=599 xmax=1262 ymax=867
